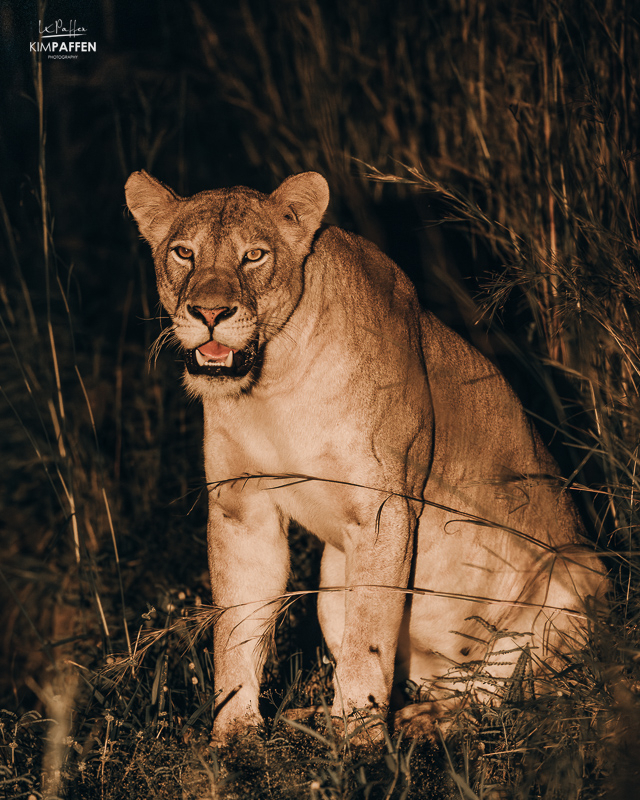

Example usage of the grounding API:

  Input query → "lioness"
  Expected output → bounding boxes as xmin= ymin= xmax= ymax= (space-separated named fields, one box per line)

xmin=125 ymin=170 xmax=605 ymax=741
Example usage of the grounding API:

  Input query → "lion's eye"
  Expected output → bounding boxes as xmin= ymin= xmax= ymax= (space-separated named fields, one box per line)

xmin=245 ymin=248 xmax=265 ymax=262
xmin=174 ymin=246 xmax=194 ymax=260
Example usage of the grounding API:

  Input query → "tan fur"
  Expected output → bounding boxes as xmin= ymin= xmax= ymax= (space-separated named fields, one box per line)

xmin=125 ymin=170 xmax=606 ymax=741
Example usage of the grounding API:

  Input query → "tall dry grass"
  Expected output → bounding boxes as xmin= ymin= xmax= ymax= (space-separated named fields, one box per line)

xmin=1 ymin=0 xmax=639 ymax=797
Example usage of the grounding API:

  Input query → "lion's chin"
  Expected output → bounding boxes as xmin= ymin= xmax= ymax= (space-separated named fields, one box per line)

xmin=183 ymin=338 xmax=259 ymax=380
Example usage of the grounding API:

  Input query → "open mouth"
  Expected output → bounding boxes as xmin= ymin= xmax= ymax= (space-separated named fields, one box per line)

xmin=184 ymin=337 xmax=259 ymax=379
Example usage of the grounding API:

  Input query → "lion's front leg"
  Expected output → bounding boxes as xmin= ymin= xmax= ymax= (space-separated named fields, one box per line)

xmin=329 ymin=496 xmax=415 ymax=737
xmin=207 ymin=491 xmax=288 ymax=742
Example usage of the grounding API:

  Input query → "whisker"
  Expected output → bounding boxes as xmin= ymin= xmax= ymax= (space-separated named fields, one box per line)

xmin=149 ymin=324 xmax=179 ymax=369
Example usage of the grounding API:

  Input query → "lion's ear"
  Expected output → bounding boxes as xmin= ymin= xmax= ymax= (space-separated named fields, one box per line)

xmin=125 ymin=171 xmax=180 ymax=249
xmin=268 ymin=172 xmax=329 ymax=246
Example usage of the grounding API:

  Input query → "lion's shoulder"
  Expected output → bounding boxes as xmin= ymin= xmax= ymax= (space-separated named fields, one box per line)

xmin=309 ymin=226 xmax=418 ymax=308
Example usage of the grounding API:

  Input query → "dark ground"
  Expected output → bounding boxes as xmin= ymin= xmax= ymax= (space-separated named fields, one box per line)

xmin=1 ymin=1 xmax=640 ymax=797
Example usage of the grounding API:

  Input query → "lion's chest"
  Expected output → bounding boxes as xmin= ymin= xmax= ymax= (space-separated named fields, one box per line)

xmin=202 ymin=394 xmax=377 ymax=549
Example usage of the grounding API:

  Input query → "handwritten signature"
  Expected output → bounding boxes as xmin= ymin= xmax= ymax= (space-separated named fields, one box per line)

xmin=38 ymin=20 xmax=87 ymax=38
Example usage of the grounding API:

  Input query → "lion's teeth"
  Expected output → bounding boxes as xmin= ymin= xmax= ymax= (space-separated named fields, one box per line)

xmin=194 ymin=348 xmax=234 ymax=368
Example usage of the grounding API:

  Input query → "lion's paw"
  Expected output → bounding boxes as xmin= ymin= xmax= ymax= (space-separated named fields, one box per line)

xmin=394 ymin=702 xmax=443 ymax=742
xmin=209 ymin=714 xmax=265 ymax=751
xmin=326 ymin=708 xmax=388 ymax=748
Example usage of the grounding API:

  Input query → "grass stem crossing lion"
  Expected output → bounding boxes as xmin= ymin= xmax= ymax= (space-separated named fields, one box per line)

xmin=125 ymin=170 xmax=607 ymax=743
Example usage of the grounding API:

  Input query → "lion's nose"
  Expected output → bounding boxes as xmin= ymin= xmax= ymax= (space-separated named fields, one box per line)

xmin=188 ymin=305 xmax=236 ymax=328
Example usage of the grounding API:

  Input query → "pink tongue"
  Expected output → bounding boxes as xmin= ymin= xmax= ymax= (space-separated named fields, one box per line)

xmin=197 ymin=340 xmax=234 ymax=359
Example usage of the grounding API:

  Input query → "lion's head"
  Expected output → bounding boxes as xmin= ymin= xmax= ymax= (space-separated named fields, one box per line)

xmin=125 ymin=171 xmax=329 ymax=395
